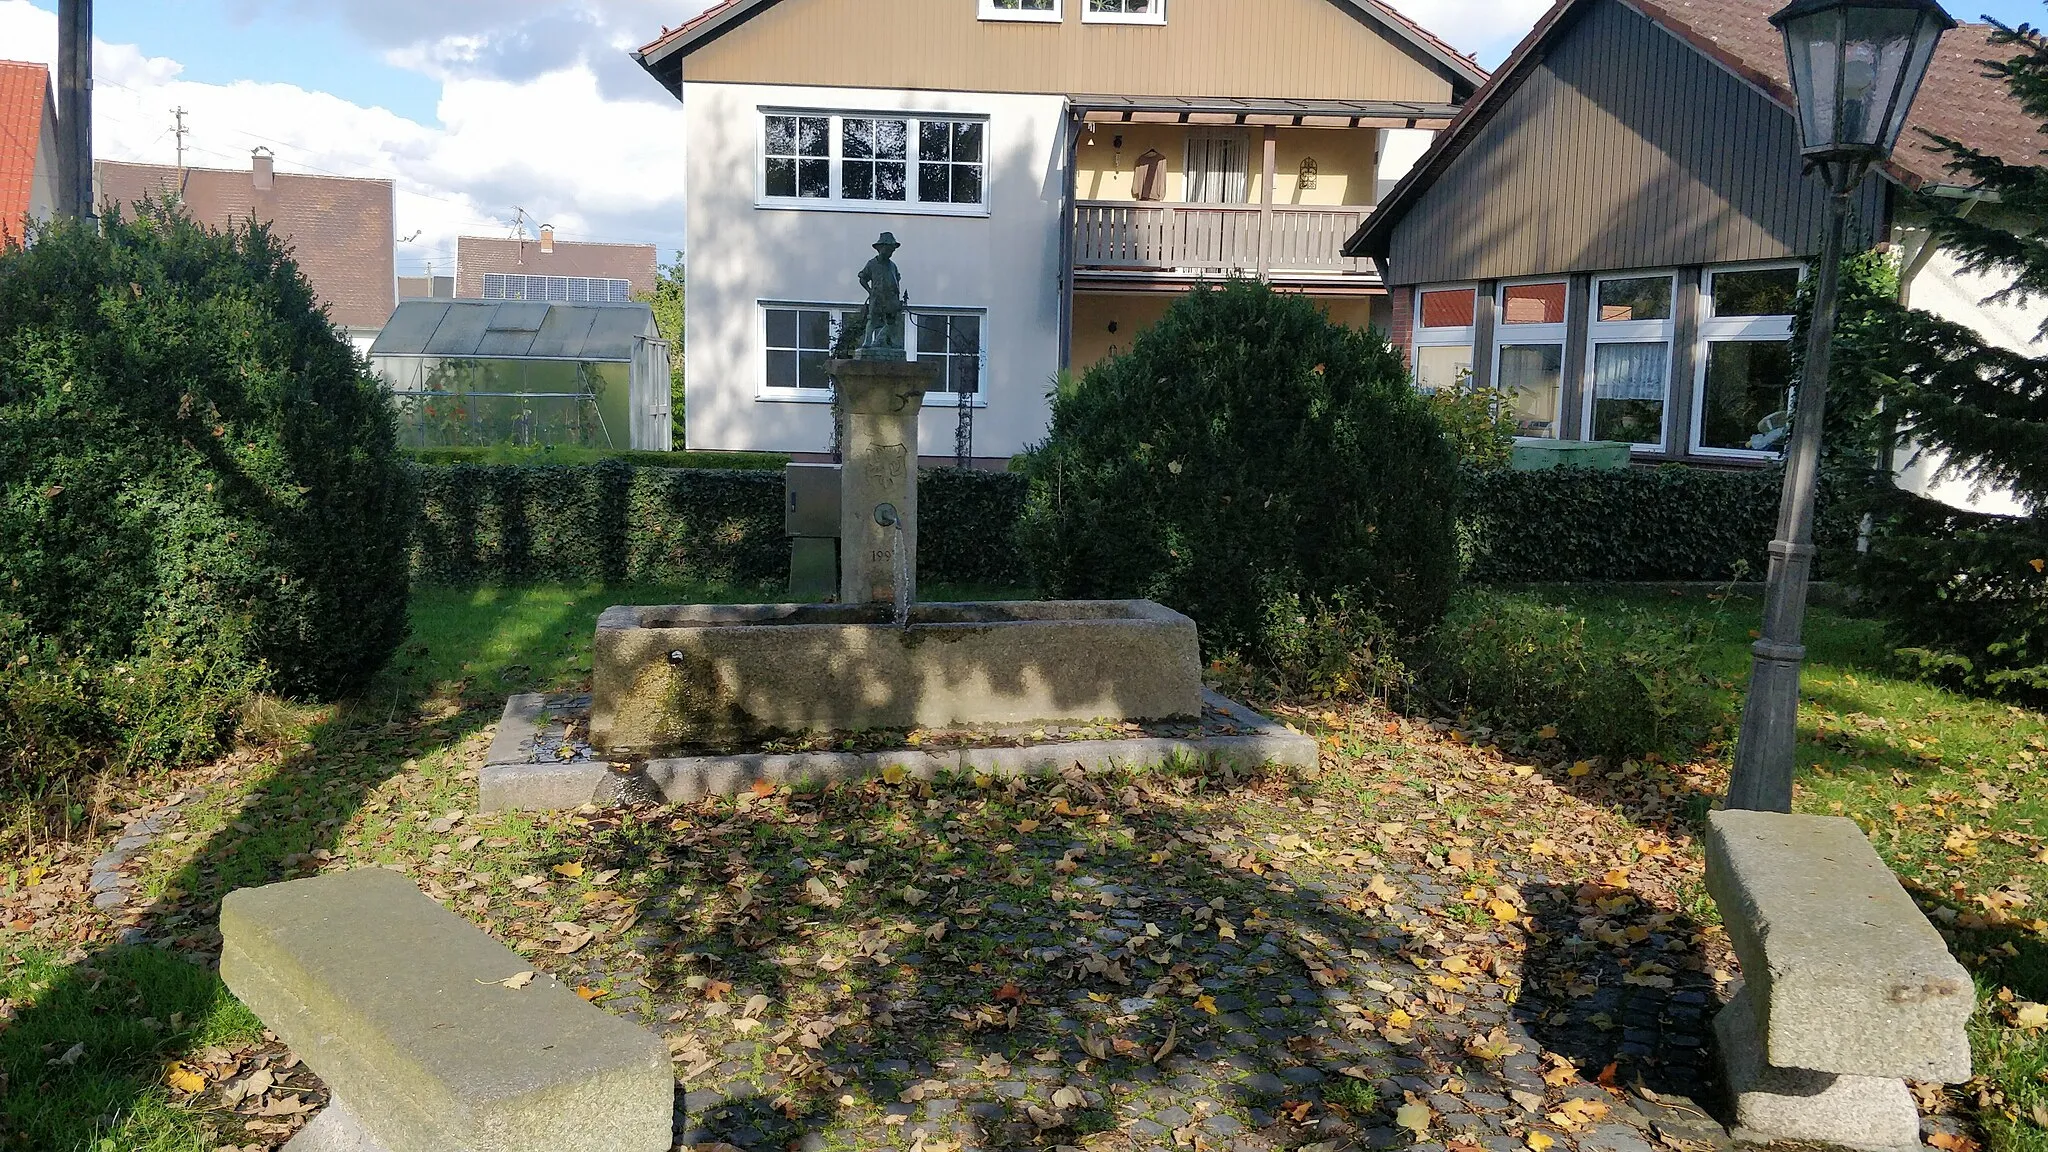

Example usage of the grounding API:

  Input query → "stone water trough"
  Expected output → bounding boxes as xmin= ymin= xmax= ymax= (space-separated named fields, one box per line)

xmin=590 ymin=599 xmax=1203 ymax=753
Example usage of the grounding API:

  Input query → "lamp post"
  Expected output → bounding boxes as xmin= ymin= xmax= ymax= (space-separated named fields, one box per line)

xmin=1727 ymin=0 xmax=1954 ymax=812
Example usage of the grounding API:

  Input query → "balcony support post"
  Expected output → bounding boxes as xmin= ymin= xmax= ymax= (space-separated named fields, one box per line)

xmin=1259 ymin=126 xmax=1277 ymax=282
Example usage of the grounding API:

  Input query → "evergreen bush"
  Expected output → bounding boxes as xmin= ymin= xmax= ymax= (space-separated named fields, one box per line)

xmin=0 ymin=207 xmax=411 ymax=778
xmin=1018 ymin=280 xmax=1460 ymax=661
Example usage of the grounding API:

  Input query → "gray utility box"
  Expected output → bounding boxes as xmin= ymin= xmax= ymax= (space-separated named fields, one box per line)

xmin=785 ymin=463 xmax=843 ymax=601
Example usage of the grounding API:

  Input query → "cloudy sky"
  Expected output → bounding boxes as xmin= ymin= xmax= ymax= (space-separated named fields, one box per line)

xmin=3 ymin=0 xmax=2041 ymax=276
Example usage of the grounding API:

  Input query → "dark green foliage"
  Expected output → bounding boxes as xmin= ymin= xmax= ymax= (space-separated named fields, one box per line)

xmin=1019 ymin=280 xmax=1461 ymax=660
xmin=919 ymin=469 xmax=1030 ymax=588
xmin=408 ymin=463 xmax=1030 ymax=589
xmin=1858 ymin=493 xmax=2048 ymax=703
xmin=406 ymin=446 xmax=788 ymax=471
xmin=640 ymin=252 xmax=686 ymax=439
xmin=1461 ymin=465 xmax=1862 ymax=584
xmin=1423 ymin=384 xmax=1518 ymax=470
xmin=1419 ymin=589 xmax=1718 ymax=761
xmin=0 ymin=207 xmax=410 ymax=777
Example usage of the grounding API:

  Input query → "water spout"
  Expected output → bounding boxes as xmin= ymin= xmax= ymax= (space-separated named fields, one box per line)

xmin=875 ymin=503 xmax=912 ymax=629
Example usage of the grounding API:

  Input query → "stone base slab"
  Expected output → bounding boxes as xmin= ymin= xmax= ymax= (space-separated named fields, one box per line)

xmin=1716 ymin=986 xmax=1921 ymax=1152
xmin=286 ymin=1098 xmax=388 ymax=1152
xmin=481 ymin=689 xmax=1316 ymax=812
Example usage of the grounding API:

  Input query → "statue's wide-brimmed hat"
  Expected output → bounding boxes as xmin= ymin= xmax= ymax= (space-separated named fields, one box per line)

xmin=873 ymin=232 xmax=900 ymax=251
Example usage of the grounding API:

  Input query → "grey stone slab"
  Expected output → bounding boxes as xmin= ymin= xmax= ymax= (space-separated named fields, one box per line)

xmin=479 ymin=759 xmax=613 ymax=814
xmin=1715 ymin=986 xmax=1920 ymax=1152
xmin=645 ymin=750 xmax=958 ymax=804
xmin=286 ymin=1098 xmax=390 ymax=1152
xmin=485 ymin=693 xmax=551 ymax=770
xmin=221 ymin=869 xmax=672 ymax=1152
xmin=1705 ymin=810 xmax=1973 ymax=1082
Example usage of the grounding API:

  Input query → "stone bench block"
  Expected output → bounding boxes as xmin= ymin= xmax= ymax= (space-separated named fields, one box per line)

xmin=1715 ymin=987 xmax=1921 ymax=1152
xmin=221 ymin=869 xmax=672 ymax=1152
xmin=1705 ymin=810 xmax=1972 ymax=1083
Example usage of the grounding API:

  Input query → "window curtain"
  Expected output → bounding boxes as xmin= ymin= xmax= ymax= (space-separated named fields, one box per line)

xmin=1185 ymin=132 xmax=1248 ymax=204
xmin=1591 ymin=343 xmax=1668 ymax=401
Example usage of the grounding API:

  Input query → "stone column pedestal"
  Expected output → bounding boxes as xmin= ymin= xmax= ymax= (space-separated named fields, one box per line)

xmin=829 ymin=359 xmax=938 ymax=606
xmin=1715 ymin=987 xmax=1923 ymax=1152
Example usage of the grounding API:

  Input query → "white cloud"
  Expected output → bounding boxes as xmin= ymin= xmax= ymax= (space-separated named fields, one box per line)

xmin=1378 ymin=0 xmax=1552 ymax=68
xmin=0 ymin=0 xmax=689 ymax=276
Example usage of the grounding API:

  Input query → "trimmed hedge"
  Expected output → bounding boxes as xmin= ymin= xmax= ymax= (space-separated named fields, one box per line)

xmin=1462 ymin=465 xmax=1863 ymax=584
xmin=409 ymin=462 xmax=1036 ymax=589
xmin=407 ymin=446 xmax=789 ymax=471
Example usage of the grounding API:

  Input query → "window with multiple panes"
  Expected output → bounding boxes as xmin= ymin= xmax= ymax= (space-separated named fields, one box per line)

xmin=1584 ymin=273 xmax=1676 ymax=450
xmin=760 ymin=112 xmax=987 ymax=210
xmin=482 ymin=273 xmax=633 ymax=303
xmin=1085 ymin=0 xmax=1165 ymax=23
xmin=762 ymin=305 xmax=985 ymax=399
xmin=1492 ymin=280 xmax=1568 ymax=440
xmin=1694 ymin=266 xmax=1801 ymax=456
xmin=1412 ymin=286 xmax=1476 ymax=394
xmin=981 ymin=0 xmax=1060 ymax=20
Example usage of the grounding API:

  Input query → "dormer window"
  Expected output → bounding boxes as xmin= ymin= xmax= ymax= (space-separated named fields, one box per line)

xmin=1084 ymin=0 xmax=1164 ymax=24
xmin=981 ymin=0 xmax=1060 ymax=21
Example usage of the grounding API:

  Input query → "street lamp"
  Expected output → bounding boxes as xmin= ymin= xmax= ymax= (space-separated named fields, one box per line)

xmin=1726 ymin=0 xmax=1954 ymax=813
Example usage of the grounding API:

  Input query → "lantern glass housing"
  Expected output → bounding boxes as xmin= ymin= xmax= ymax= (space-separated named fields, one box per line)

xmin=1771 ymin=0 xmax=1955 ymax=163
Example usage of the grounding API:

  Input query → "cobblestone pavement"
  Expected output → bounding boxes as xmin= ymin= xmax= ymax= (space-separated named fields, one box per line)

xmin=499 ymin=715 xmax=1764 ymax=1152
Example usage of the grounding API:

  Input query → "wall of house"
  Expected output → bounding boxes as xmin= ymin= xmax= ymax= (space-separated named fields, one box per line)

xmin=1892 ymin=206 xmax=2039 ymax=516
xmin=28 ymin=83 xmax=57 ymax=224
xmin=682 ymin=80 xmax=1067 ymax=458
xmin=1070 ymin=289 xmax=1387 ymax=375
xmin=1381 ymin=0 xmax=1886 ymax=287
xmin=1074 ymin=126 xmax=1379 ymax=206
xmin=680 ymin=0 xmax=1461 ymax=103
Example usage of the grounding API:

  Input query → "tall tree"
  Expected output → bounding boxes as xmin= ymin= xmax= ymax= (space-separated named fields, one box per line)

xmin=642 ymin=253 xmax=685 ymax=443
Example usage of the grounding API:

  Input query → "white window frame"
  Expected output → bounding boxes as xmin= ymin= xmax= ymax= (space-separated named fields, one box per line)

xmin=757 ymin=109 xmax=991 ymax=217
xmin=1581 ymin=270 xmax=1678 ymax=453
xmin=1690 ymin=261 xmax=1805 ymax=461
xmin=1490 ymin=277 xmax=1570 ymax=442
xmin=980 ymin=0 xmax=1062 ymax=21
xmin=1083 ymin=0 xmax=1166 ymax=24
xmin=757 ymin=301 xmax=990 ymax=407
xmin=1412 ymin=283 xmax=1478 ymax=395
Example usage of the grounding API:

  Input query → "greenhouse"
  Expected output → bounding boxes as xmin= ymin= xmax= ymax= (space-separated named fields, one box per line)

xmin=369 ymin=299 xmax=673 ymax=451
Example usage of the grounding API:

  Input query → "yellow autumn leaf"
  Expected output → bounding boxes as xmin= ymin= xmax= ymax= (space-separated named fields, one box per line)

xmin=2032 ymin=558 xmax=2046 ymax=574
xmin=1195 ymin=994 xmax=1218 ymax=1015
xmin=1395 ymin=1101 xmax=1431 ymax=1136
xmin=551 ymin=862 xmax=584 ymax=879
xmin=880 ymin=763 xmax=909 ymax=785
xmin=576 ymin=985 xmax=605 ymax=1001
xmin=1387 ymin=1008 xmax=1415 ymax=1030
xmin=1526 ymin=1134 xmax=1555 ymax=1152
xmin=1568 ymin=761 xmax=1593 ymax=778
xmin=1017 ymin=819 xmax=1041 ymax=834
xmin=165 ymin=1062 xmax=206 ymax=1094
xmin=1487 ymin=899 xmax=1521 ymax=923
xmin=1537 ymin=725 xmax=1559 ymax=740
xmin=2015 ymin=1002 xmax=2048 ymax=1030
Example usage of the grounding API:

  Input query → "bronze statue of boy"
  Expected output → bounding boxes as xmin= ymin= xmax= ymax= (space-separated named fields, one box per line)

xmin=856 ymin=232 xmax=908 ymax=361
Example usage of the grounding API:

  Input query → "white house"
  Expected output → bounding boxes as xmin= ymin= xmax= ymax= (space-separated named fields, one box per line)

xmin=634 ymin=0 xmax=1484 ymax=466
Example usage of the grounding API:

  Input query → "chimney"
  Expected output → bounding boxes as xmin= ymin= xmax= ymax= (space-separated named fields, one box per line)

xmin=251 ymin=147 xmax=274 ymax=192
xmin=539 ymin=224 xmax=555 ymax=254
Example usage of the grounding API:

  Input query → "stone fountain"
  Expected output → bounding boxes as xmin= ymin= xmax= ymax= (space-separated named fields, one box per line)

xmin=477 ymin=237 xmax=1313 ymax=811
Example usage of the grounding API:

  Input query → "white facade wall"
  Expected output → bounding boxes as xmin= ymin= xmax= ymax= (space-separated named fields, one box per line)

xmin=683 ymin=81 xmax=1069 ymax=460
xmin=1895 ymin=229 xmax=2041 ymax=517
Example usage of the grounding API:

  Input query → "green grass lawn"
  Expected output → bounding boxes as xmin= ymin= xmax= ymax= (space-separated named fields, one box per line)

xmin=5 ymin=580 xmax=2045 ymax=1150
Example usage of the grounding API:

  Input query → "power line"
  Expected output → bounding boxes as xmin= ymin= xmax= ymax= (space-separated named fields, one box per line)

xmin=171 ymin=105 xmax=188 ymax=170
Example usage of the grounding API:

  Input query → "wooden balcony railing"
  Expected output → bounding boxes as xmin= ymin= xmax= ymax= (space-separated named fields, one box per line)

xmin=1072 ymin=201 xmax=1373 ymax=277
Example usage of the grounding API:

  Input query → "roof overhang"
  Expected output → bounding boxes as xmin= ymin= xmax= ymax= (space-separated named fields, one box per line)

xmin=632 ymin=0 xmax=1487 ymax=103
xmin=1069 ymin=94 xmax=1461 ymax=129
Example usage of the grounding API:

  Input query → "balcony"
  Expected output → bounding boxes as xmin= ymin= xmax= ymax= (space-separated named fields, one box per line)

xmin=1072 ymin=201 xmax=1374 ymax=280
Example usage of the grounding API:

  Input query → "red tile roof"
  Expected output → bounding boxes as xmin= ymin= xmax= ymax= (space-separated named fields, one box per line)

xmin=97 ymin=159 xmax=397 ymax=329
xmin=0 ymin=60 xmax=52 ymax=242
xmin=455 ymin=236 xmax=659 ymax=300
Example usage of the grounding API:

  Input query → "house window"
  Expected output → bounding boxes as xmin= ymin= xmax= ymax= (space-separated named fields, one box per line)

xmin=1585 ymin=273 xmax=1676 ymax=449
xmin=914 ymin=312 xmax=985 ymax=397
xmin=918 ymin=120 xmax=986 ymax=205
xmin=764 ymin=115 xmax=831 ymax=199
xmin=1185 ymin=130 xmax=1249 ymax=204
xmin=765 ymin=306 xmax=843 ymax=392
xmin=762 ymin=304 xmax=987 ymax=401
xmin=1493 ymin=280 xmax=1568 ymax=439
xmin=760 ymin=112 xmax=988 ymax=212
xmin=1413 ymin=286 xmax=1476 ymax=394
xmin=1084 ymin=0 xmax=1165 ymax=23
xmin=1694 ymin=265 xmax=1802 ymax=456
xmin=483 ymin=273 xmax=633 ymax=303
xmin=981 ymin=0 xmax=1060 ymax=20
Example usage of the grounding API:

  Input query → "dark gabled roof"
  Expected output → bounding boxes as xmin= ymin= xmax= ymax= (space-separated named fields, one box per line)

xmin=631 ymin=0 xmax=1489 ymax=100
xmin=1347 ymin=0 xmax=2037 ymax=259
